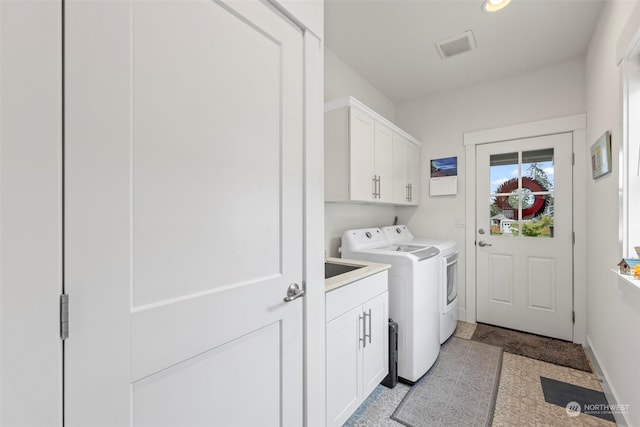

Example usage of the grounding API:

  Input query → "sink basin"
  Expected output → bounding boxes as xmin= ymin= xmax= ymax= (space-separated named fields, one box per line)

xmin=325 ymin=262 xmax=363 ymax=279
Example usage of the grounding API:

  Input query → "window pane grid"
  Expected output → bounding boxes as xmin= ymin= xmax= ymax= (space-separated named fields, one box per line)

xmin=489 ymin=149 xmax=555 ymax=238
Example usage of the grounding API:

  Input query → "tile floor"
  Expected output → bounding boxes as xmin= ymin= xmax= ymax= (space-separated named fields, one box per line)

xmin=344 ymin=321 xmax=617 ymax=426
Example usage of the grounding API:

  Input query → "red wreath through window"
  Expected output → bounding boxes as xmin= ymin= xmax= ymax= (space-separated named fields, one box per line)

xmin=494 ymin=177 xmax=548 ymax=219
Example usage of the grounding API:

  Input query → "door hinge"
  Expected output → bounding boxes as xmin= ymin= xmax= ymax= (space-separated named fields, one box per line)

xmin=572 ymin=152 xmax=575 ymax=165
xmin=60 ymin=294 xmax=69 ymax=340
xmin=572 ymin=311 xmax=576 ymax=323
xmin=572 ymin=231 xmax=575 ymax=244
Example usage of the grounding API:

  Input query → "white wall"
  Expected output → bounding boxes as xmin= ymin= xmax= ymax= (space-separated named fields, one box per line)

xmin=325 ymin=47 xmax=396 ymax=121
xmin=324 ymin=47 xmax=405 ymax=256
xmin=585 ymin=1 xmax=640 ymax=425
xmin=395 ymin=56 xmax=586 ymax=322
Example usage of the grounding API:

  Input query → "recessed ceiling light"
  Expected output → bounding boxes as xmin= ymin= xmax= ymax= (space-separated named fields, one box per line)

xmin=482 ymin=0 xmax=511 ymax=12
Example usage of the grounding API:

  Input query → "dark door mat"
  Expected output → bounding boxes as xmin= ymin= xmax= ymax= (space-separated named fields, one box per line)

xmin=470 ymin=323 xmax=592 ymax=372
xmin=540 ymin=376 xmax=615 ymax=422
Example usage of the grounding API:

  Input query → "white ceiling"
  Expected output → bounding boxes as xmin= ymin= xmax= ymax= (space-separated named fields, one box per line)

xmin=325 ymin=0 xmax=605 ymax=103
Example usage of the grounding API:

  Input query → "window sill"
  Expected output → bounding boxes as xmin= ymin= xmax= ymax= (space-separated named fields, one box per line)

xmin=611 ymin=268 xmax=640 ymax=292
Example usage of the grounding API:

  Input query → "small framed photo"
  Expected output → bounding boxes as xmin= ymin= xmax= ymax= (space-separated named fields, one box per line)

xmin=591 ymin=131 xmax=612 ymax=179
xmin=430 ymin=156 xmax=458 ymax=177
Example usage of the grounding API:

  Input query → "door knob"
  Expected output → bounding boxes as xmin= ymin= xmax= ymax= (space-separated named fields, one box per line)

xmin=478 ymin=240 xmax=492 ymax=247
xmin=283 ymin=283 xmax=305 ymax=302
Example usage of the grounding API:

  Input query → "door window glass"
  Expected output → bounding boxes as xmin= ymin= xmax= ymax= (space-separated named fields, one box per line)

xmin=489 ymin=149 xmax=554 ymax=237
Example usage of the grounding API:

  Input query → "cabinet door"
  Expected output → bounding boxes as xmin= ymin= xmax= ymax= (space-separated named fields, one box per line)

xmin=392 ymin=134 xmax=421 ymax=205
xmin=326 ymin=306 xmax=363 ymax=427
xmin=406 ymin=142 xmax=420 ymax=204
xmin=349 ymin=107 xmax=375 ymax=201
xmin=374 ymin=122 xmax=393 ymax=203
xmin=361 ymin=292 xmax=389 ymax=397
xmin=392 ymin=134 xmax=408 ymax=204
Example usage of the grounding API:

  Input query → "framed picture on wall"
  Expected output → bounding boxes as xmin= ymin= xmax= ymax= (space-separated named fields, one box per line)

xmin=591 ymin=131 xmax=612 ymax=179
xmin=430 ymin=156 xmax=458 ymax=196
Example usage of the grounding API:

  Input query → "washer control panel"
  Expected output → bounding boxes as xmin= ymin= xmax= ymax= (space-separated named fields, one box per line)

xmin=341 ymin=228 xmax=387 ymax=251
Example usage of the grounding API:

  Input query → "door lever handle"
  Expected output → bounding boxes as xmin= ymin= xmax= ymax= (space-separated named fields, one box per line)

xmin=283 ymin=283 xmax=305 ymax=302
xmin=478 ymin=240 xmax=492 ymax=247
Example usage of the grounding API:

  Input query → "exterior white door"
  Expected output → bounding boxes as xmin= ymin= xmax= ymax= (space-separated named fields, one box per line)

xmin=64 ymin=1 xmax=304 ymax=426
xmin=476 ymin=133 xmax=573 ymax=340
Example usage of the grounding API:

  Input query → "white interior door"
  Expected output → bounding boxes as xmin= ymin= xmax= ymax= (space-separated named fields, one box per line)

xmin=64 ymin=1 xmax=304 ymax=425
xmin=476 ymin=133 xmax=573 ymax=340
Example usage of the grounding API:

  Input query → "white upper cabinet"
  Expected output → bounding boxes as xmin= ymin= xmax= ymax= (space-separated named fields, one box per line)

xmin=325 ymin=97 xmax=421 ymax=205
xmin=392 ymin=133 xmax=421 ymax=205
xmin=408 ymin=143 xmax=420 ymax=204
xmin=348 ymin=107 xmax=375 ymax=201
xmin=374 ymin=121 xmax=393 ymax=203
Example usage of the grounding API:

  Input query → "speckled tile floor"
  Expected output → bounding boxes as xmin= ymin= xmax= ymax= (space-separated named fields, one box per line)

xmin=452 ymin=319 xmax=476 ymax=340
xmin=343 ymin=321 xmax=617 ymax=426
xmin=493 ymin=352 xmax=614 ymax=427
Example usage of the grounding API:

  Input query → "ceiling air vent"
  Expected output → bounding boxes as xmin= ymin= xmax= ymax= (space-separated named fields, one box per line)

xmin=435 ymin=30 xmax=477 ymax=59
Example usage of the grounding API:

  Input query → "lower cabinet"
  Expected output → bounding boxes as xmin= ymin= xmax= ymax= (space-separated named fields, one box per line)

xmin=325 ymin=273 xmax=389 ymax=427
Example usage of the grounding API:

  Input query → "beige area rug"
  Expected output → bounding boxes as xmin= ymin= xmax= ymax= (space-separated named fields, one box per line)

xmin=391 ymin=337 xmax=503 ymax=427
xmin=471 ymin=323 xmax=592 ymax=373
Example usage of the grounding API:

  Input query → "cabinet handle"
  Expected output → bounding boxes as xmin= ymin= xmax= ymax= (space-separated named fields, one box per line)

xmin=372 ymin=175 xmax=377 ymax=198
xmin=406 ymin=184 xmax=410 ymax=202
xmin=373 ymin=175 xmax=377 ymax=199
xmin=377 ymin=176 xmax=381 ymax=199
xmin=364 ymin=309 xmax=372 ymax=344
xmin=409 ymin=183 xmax=412 ymax=202
xmin=359 ymin=314 xmax=366 ymax=348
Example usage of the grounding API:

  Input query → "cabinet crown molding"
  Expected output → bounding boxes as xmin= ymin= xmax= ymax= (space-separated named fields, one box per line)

xmin=325 ymin=96 xmax=421 ymax=147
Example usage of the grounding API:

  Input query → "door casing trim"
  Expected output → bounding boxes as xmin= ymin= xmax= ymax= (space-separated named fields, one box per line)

xmin=463 ymin=113 xmax=587 ymax=344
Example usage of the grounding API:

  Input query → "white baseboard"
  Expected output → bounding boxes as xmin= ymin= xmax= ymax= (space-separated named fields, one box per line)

xmin=584 ymin=335 xmax=629 ymax=427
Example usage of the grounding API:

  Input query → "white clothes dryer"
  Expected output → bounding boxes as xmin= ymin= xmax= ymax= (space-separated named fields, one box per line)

xmin=341 ymin=228 xmax=441 ymax=383
xmin=382 ymin=225 xmax=458 ymax=344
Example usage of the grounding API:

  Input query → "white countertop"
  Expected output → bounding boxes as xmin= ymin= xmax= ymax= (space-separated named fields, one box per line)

xmin=325 ymin=257 xmax=390 ymax=293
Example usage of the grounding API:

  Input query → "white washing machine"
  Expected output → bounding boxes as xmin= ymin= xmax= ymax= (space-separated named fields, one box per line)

xmin=341 ymin=228 xmax=441 ymax=383
xmin=382 ymin=225 xmax=458 ymax=344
